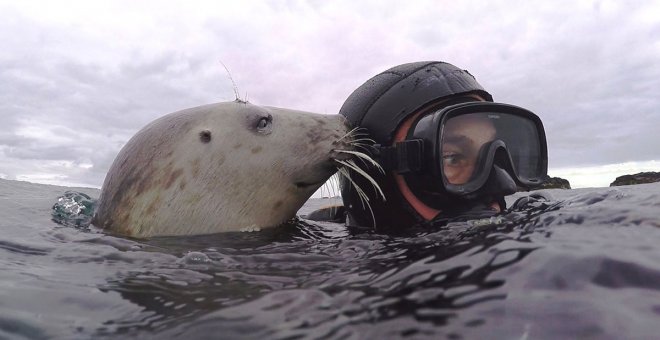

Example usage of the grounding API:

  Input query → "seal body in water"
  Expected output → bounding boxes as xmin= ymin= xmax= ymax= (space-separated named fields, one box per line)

xmin=92 ymin=101 xmax=352 ymax=237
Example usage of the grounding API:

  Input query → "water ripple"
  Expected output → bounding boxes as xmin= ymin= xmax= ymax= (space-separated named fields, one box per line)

xmin=2 ymin=181 xmax=660 ymax=338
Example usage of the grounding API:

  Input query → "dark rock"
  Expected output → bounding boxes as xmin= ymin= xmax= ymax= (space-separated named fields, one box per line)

xmin=519 ymin=177 xmax=571 ymax=191
xmin=303 ymin=205 xmax=345 ymax=222
xmin=539 ymin=177 xmax=571 ymax=189
xmin=610 ymin=171 xmax=660 ymax=187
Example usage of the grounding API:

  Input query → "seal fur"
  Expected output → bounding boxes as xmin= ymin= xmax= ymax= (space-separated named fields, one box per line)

xmin=92 ymin=101 xmax=351 ymax=237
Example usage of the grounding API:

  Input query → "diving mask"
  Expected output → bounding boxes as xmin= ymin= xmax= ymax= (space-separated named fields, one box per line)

xmin=374 ymin=102 xmax=548 ymax=197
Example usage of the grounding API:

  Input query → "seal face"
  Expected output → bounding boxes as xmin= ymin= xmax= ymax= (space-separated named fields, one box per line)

xmin=93 ymin=101 xmax=351 ymax=237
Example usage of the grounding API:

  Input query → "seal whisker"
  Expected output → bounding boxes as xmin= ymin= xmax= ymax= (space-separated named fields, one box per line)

xmin=325 ymin=174 xmax=335 ymax=198
xmin=348 ymin=142 xmax=376 ymax=154
xmin=337 ymin=168 xmax=365 ymax=208
xmin=219 ymin=61 xmax=244 ymax=102
xmin=349 ymin=127 xmax=370 ymax=134
xmin=344 ymin=159 xmax=386 ymax=204
xmin=336 ymin=127 xmax=361 ymax=143
xmin=334 ymin=150 xmax=385 ymax=175
xmin=338 ymin=167 xmax=369 ymax=207
xmin=344 ymin=135 xmax=373 ymax=149
xmin=347 ymin=132 xmax=372 ymax=140
xmin=339 ymin=127 xmax=372 ymax=142
xmin=341 ymin=151 xmax=372 ymax=169
xmin=337 ymin=167 xmax=376 ymax=226
xmin=350 ymin=141 xmax=376 ymax=150
xmin=320 ymin=174 xmax=339 ymax=198
xmin=335 ymin=159 xmax=386 ymax=202
xmin=350 ymin=138 xmax=377 ymax=144
xmin=330 ymin=173 xmax=340 ymax=197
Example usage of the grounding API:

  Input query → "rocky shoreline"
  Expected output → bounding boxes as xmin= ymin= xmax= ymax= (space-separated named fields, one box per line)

xmin=531 ymin=171 xmax=660 ymax=190
xmin=538 ymin=176 xmax=572 ymax=189
xmin=609 ymin=171 xmax=660 ymax=187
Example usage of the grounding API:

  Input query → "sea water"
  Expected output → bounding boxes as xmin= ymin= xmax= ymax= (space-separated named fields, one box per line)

xmin=1 ymin=178 xmax=659 ymax=339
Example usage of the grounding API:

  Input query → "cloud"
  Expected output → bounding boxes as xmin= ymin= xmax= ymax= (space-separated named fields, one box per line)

xmin=0 ymin=0 xmax=659 ymax=188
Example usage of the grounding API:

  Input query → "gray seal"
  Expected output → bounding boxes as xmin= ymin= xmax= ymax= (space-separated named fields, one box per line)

xmin=92 ymin=101 xmax=352 ymax=237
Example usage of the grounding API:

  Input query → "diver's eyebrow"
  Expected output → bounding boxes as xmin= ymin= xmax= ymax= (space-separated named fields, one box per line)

xmin=443 ymin=135 xmax=473 ymax=145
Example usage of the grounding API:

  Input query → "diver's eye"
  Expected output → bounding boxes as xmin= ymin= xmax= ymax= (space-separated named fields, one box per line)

xmin=256 ymin=115 xmax=273 ymax=133
xmin=442 ymin=153 xmax=464 ymax=166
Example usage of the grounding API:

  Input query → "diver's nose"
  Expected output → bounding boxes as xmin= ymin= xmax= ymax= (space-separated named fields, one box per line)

xmin=479 ymin=165 xmax=517 ymax=197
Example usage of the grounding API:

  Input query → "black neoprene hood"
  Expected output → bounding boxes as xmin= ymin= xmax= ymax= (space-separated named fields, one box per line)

xmin=338 ymin=61 xmax=494 ymax=229
xmin=340 ymin=61 xmax=493 ymax=146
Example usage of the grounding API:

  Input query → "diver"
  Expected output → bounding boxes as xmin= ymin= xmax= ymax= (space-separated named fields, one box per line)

xmin=307 ymin=61 xmax=548 ymax=229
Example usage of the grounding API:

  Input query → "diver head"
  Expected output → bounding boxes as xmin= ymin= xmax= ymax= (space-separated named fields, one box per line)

xmin=339 ymin=61 xmax=548 ymax=229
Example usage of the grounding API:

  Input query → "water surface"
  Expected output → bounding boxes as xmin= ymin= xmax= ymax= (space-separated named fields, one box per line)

xmin=1 ymin=179 xmax=660 ymax=339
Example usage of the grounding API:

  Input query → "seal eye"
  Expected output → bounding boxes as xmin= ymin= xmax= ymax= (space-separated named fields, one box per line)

xmin=256 ymin=115 xmax=273 ymax=134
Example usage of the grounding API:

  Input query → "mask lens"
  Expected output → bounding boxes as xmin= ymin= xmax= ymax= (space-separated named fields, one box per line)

xmin=441 ymin=114 xmax=493 ymax=185
xmin=440 ymin=112 xmax=542 ymax=188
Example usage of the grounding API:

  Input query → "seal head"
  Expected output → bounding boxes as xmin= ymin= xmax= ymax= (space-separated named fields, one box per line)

xmin=93 ymin=101 xmax=350 ymax=237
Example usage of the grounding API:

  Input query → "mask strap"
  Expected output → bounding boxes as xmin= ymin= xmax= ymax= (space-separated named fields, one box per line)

xmin=392 ymin=111 xmax=440 ymax=221
xmin=374 ymin=140 xmax=424 ymax=173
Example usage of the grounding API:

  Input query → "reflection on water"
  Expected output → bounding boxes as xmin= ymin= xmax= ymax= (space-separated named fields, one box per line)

xmin=1 ymin=179 xmax=660 ymax=339
xmin=89 ymin=219 xmax=537 ymax=339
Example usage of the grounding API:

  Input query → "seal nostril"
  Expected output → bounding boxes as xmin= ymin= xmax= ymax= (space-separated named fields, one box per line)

xmin=199 ymin=130 xmax=212 ymax=143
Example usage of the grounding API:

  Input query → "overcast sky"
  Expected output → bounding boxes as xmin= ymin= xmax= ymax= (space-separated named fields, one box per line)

xmin=1 ymin=0 xmax=659 ymax=189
